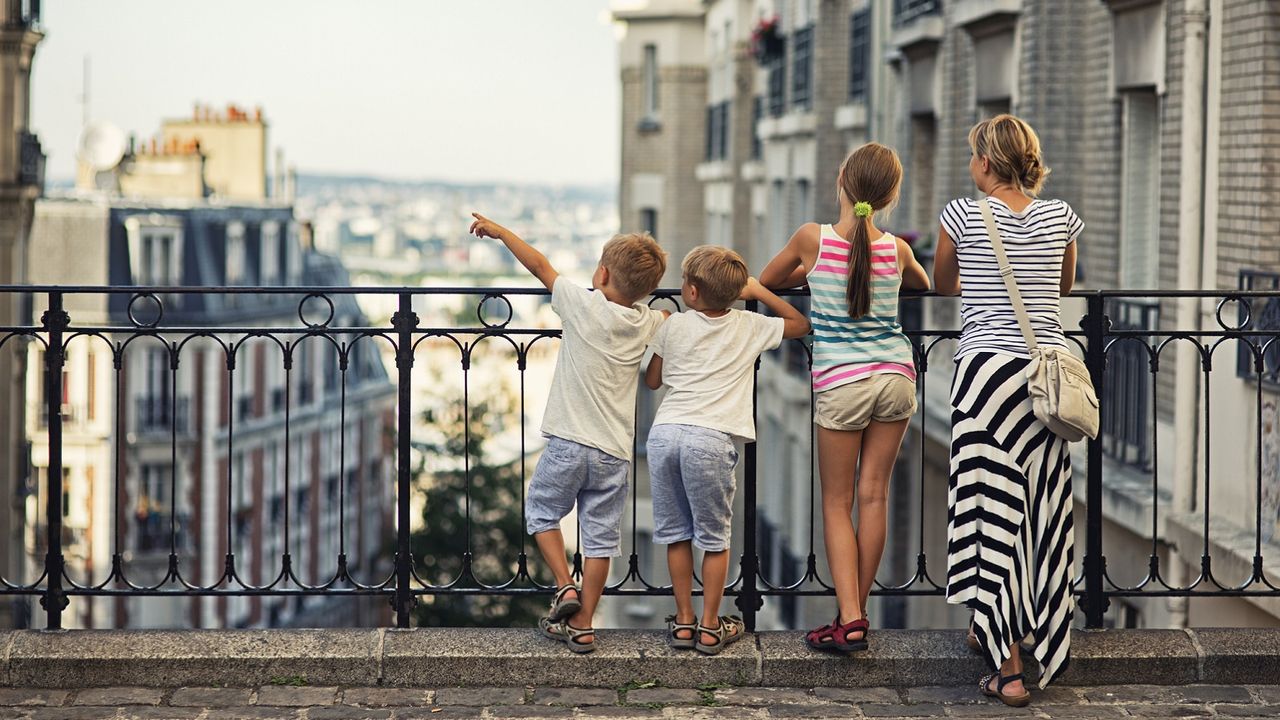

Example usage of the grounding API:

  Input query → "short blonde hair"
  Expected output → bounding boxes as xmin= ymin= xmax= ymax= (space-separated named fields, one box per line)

xmin=968 ymin=114 xmax=1050 ymax=197
xmin=681 ymin=245 xmax=748 ymax=310
xmin=600 ymin=232 xmax=667 ymax=302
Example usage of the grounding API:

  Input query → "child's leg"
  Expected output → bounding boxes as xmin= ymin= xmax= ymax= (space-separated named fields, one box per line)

xmin=853 ymin=417 xmax=910 ymax=613
xmin=698 ymin=549 xmax=730 ymax=635
xmin=527 ymin=439 xmax=591 ymax=606
xmin=667 ymin=541 xmax=697 ymax=629
xmin=679 ymin=427 xmax=738 ymax=640
xmin=648 ymin=425 xmax=697 ymax=637
xmin=817 ymin=425 xmax=865 ymax=624
xmin=568 ymin=556 xmax=610 ymax=642
xmin=533 ymin=530 xmax=576 ymax=598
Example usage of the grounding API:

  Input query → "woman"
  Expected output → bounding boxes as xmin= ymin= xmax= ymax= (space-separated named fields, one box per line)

xmin=933 ymin=114 xmax=1082 ymax=707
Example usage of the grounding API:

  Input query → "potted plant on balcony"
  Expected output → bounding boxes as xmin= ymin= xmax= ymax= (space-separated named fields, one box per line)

xmin=750 ymin=15 xmax=784 ymax=64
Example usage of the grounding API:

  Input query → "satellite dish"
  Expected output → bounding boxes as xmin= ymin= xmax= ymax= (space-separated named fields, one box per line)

xmin=76 ymin=121 xmax=126 ymax=171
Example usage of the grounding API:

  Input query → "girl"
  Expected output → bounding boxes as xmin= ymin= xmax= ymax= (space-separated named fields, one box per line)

xmin=760 ymin=142 xmax=929 ymax=652
xmin=933 ymin=114 xmax=1081 ymax=707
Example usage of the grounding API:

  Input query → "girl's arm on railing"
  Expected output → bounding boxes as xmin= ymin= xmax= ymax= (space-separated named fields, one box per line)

xmin=760 ymin=223 xmax=819 ymax=289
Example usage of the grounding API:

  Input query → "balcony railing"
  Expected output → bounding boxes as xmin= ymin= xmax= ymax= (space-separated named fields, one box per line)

xmin=2 ymin=284 xmax=1279 ymax=631
xmin=136 ymin=396 xmax=190 ymax=435
xmin=893 ymin=0 xmax=943 ymax=27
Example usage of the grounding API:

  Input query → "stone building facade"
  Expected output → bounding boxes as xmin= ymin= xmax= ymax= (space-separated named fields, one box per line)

xmin=617 ymin=0 xmax=1280 ymax=630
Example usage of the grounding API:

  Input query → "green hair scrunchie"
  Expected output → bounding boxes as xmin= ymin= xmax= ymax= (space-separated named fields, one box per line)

xmin=853 ymin=201 xmax=873 ymax=218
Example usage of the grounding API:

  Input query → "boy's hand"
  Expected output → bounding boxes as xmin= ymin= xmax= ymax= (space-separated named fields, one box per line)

xmin=469 ymin=213 xmax=509 ymax=241
xmin=739 ymin=277 xmax=764 ymax=301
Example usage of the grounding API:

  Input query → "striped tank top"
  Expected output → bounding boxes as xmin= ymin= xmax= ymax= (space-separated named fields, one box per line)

xmin=808 ymin=224 xmax=916 ymax=392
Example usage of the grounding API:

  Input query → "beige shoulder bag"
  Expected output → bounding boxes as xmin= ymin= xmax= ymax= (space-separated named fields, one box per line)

xmin=978 ymin=198 xmax=1099 ymax=442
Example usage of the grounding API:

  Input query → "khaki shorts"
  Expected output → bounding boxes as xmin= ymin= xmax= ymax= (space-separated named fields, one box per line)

xmin=814 ymin=373 xmax=918 ymax=431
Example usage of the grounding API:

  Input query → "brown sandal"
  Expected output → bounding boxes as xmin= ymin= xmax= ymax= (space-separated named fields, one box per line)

xmin=980 ymin=672 xmax=1031 ymax=707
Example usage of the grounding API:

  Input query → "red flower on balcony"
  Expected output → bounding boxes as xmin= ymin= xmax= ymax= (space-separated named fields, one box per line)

xmin=750 ymin=15 xmax=784 ymax=63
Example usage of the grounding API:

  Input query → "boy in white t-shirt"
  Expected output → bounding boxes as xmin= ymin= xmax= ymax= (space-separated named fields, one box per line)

xmin=470 ymin=213 xmax=668 ymax=653
xmin=644 ymin=245 xmax=809 ymax=655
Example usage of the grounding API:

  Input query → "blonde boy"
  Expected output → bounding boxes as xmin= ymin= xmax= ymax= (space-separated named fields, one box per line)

xmin=644 ymin=245 xmax=809 ymax=654
xmin=469 ymin=213 xmax=667 ymax=653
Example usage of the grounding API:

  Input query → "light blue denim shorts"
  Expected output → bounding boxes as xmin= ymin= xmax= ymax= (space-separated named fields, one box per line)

xmin=646 ymin=423 xmax=739 ymax=552
xmin=526 ymin=436 xmax=631 ymax=558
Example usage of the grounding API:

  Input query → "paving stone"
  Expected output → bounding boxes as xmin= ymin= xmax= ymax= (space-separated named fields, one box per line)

xmin=1123 ymin=705 xmax=1213 ymax=718
xmin=1031 ymin=687 xmax=1083 ymax=705
xmin=659 ymin=709 xmax=766 ymax=719
xmin=74 ymin=687 xmax=165 ymax=706
xmin=1172 ymin=685 xmax=1257 ymax=704
xmin=255 ymin=685 xmax=338 ymax=707
xmin=624 ymin=688 xmax=703 ymax=706
xmin=810 ymin=687 xmax=902 ymax=704
xmin=1214 ymin=705 xmax=1280 ymax=718
xmin=339 ymin=688 xmax=433 ymax=707
xmin=394 ymin=708 xmax=485 ymax=719
xmin=195 ymin=709 xmax=299 ymax=720
xmin=904 ymin=686 xmax=983 ymax=704
xmin=860 ymin=703 xmax=944 ymax=717
xmin=530 ymin=688 xmax=618 ymax=706
xmin=1249 ymin=685 xmax=1280 ymax=703
xmin=1037 ymin=706 xmax=1128 ymax=718
xmin=578 ymin=707 xmax=666 ymax=718
xmin=767 ymin=705 xmax=858 ymax=718
xmin=118 ymin=709 xmax=207 ymax=720
xmin=31 ymin=710 xmax=129 ymax=720
xmin=943 ymin=703 xmax=1034 ymax=717
xmin=484 ymin=706 xmax=575 ymax=718
xmin=0 ymin=689 xmax=70 ymax=707
xmin=714 ymin=688 xmax=827 ymax=706
xmin=169 ymin=687 xmax=254 ymax=706
xmin=1079 ymin=685 xmax=1182 ymax=704
xmin=433 ymin=688 xmax=527 ymax=706
xmin=305 ymin=707 xmax=392 ymax=720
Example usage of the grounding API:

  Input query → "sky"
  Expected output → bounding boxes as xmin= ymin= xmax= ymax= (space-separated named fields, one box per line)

xmin=31 ymin=1 xmax=622 ymax=186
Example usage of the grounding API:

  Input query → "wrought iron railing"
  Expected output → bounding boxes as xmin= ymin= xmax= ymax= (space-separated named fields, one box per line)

xmin=1 ymin=285 xmax=1279 ymax=631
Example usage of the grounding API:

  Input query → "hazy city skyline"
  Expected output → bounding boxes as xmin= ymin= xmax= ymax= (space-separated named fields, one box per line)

xmin=33 ymin=1 xmax=621 ymax=186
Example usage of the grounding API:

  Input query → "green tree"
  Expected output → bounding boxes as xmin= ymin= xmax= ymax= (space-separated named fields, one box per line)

xmin=409 ymin=366 xmax=550 ymax=627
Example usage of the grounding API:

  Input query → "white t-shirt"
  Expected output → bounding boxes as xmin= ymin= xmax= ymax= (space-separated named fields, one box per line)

xmin=939 ymin=196 xmax=1084 ymax=359
xmin=649 ymin=309 xmax=786 ymax=441
xmin=541 ymin=276 xmax=667 ymax=461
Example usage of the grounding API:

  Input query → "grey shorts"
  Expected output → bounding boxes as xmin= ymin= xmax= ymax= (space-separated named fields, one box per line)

xmin=814 ymin=373 xmax=918 ymax=431
xmin=526 ymin=436 xmax=631 ymax=558
xmin=646 ymin=423 xmax=739 ymax=552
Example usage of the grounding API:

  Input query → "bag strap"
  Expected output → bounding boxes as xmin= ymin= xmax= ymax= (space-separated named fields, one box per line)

xmin=978 ymin=197 xmax=1039 ymax=351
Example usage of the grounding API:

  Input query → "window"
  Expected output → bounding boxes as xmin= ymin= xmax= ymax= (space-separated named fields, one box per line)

xmin=795 ymin=180 xmax=811 ymax=228
xmin=640 ymin=208 xmax=658 ymax=238
xmin=893 ymin=0 xmax=941 ymax=27
xmin=751 ymin=97 xmax=763 ymax=159
xmin=226 ymin=221 xmax=247 ymax=286
xmin=849 ymin=9 xmax=871 ymax=103
xmin=260 ymin=221 xmax=281 ymax=285
xmin=642 ymin=44 xmax=659 ymax=118
xmin=791 ymin=26 xmax=814 ymax=110
xmin=1119 ymin=90 xmax=1160 ymax=290
xmin=705 ymin=102 xmax=730 ymax=161
xmin=767 ymin=53 xmax=786 ymax=117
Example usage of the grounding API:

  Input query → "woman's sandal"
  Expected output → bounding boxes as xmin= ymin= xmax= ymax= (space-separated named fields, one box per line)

xmin=539 ymin=616 xmax=596 ymax=654
xmin=805 ymin=615 xmax=869 ymax=653
xmin=547 ymin=583 xmax=582 ymax=623
xmin=694 ymin=615 xmax=745 ymax=656
xmin=666 ymin=614 xmax=697 ymax=650
xmin=980 ymin=672 xmax=1032 ymax=708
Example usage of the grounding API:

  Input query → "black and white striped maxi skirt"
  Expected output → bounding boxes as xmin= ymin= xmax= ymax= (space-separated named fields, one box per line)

xmin=945 ymin=352 xmax=1075 ymax=688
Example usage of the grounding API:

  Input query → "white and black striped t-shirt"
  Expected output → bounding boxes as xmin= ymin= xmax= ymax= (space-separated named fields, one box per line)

xmin=940 ymin=196 xmax=1083 ymax=360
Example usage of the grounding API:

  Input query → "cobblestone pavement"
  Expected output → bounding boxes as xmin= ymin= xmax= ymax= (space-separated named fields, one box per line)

xmin=1 ymin=684 xmax=1278 ymax=719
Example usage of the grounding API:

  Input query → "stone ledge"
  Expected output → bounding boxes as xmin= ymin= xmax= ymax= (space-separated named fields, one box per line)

xmin=0 ymin=628 xmax=1275 ymax=689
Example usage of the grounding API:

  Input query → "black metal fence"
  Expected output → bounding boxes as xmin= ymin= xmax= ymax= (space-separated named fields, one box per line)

xmin=2 ymin=285 xmax=1279 ymax=631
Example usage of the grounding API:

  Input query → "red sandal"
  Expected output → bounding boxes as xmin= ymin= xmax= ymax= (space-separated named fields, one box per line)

xmin=804 ymin=615 xmax=869 ymax=653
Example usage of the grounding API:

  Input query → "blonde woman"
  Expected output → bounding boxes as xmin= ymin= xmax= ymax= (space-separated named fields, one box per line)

xmin=933 ymin=115 xmax=1081 ymax=707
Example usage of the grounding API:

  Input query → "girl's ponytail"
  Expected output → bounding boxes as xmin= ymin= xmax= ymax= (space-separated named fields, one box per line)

xmin=838 ymin=146 xmax=902 ymax=320
xmin=845 ymin=203 xmax=874 ymax=319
